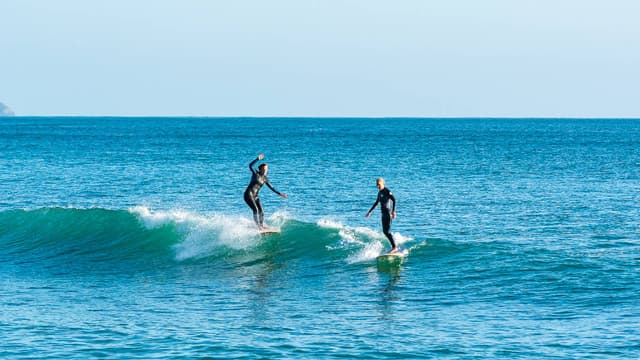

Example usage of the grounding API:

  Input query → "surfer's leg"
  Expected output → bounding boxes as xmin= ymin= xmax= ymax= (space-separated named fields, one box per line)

xmin=255 ymin=198 xmax=264 ymax=227
xmin=244 ymin=193 xmax=261 ymax=227
xmin=382 ymin=214 xmax=397 ymax=251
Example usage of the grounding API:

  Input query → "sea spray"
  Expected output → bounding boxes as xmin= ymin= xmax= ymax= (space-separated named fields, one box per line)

xmin=130 ymin=206 xmax=264 ymax=260
xmin=317 ymin=218 xmax=413 ymax=263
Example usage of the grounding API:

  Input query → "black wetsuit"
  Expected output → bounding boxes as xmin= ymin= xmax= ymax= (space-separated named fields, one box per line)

xmin=244 ymin=157 xmax=282 ymax=228
xmin=368 ymin=188 xmax=397 ymax=248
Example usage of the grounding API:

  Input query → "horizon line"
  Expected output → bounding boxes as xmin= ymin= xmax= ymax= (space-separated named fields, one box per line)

xmin=2 ymin=115 xmax=640 ymax=120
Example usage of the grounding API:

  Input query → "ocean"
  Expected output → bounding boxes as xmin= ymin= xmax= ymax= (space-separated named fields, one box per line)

xmin=1 ymin=117 xmax=639 ymax=358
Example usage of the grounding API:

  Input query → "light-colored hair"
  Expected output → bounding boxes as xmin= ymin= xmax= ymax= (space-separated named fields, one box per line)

xmin=376 ymin=177 xmax=385 ymax=185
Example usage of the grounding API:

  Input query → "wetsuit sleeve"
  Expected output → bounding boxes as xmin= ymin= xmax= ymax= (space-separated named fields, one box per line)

xmin=265 ymin=179 xmax=282 ymax=196
xmin=390 ymin=191 xmax=396 ymax=212
xmin=367 ymin=198 xmax=379 ymax=214
xmin=249 ymin=158 xmax=259 ymax=174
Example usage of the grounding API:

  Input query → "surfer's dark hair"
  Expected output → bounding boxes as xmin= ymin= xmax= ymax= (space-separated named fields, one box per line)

xmin=258 ymin=163 xmax=268 ymax=172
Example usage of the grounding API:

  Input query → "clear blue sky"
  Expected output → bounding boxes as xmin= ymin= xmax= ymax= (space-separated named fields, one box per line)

xmin=1 ymin=0 xmax=639 ymax=117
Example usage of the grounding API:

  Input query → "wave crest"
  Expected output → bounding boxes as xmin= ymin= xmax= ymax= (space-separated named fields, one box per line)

xmin=0 ymin=207 xmax=420 ymax=271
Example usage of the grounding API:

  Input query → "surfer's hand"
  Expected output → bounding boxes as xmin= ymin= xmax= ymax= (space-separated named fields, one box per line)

xmin=257 ymin=153 xmax=265 ymax=160
xmin=365 ymin=212 xmax=370 ymax=218
xmin=391 ymin=211 xmax=396 ymax=219
xmin=280 ymin=193 xmax=288 ymax=198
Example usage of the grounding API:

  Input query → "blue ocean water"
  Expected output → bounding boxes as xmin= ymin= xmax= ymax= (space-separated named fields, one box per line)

xmin=1 ymin=117 xmax=639 ymax=359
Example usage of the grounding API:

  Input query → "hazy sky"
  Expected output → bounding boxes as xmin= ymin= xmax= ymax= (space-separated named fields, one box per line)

xmin=1 ymin=0 xmax=639 ymax=117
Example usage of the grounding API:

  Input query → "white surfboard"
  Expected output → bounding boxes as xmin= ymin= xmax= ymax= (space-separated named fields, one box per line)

xmin=259 ymin=227 xmax=280 ymax=234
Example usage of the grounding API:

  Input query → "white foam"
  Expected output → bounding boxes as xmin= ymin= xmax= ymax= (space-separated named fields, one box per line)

xmin=130 ymin=206 xmax=206 ymax=228
xmin=317 ymin=218 xmax=344 ymax=229
xmin=316 ymin=217 xmax=413 ymax=264
xmin=129 ymin=206 xmax=263 ymax=260
xmin=347 ymin=241 xmax=385 ymax=264
xmin=267 ymin=210 xmax=292 ymax=228
xmin=391 ymin=232 xmax=412 ymax=246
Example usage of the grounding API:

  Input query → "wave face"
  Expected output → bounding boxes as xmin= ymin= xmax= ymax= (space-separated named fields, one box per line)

xmin=0 ymin=207 xmax=423 ymax=275
xmin=0 ymin=207 xmax=177 ymax=274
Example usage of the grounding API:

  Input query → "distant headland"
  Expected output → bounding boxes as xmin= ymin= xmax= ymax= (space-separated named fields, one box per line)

xmin=0 ymin=102 xmax=15 ymax=116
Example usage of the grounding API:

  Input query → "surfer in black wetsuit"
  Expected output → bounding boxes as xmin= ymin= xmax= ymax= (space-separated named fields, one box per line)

xmin=244 ymin=154 xmax=287 ymax=229
xmin=366 ymin=178 xmax=398 ymax=253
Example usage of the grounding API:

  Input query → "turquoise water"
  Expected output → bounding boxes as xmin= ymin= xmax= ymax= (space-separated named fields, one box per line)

xmin=1 ymin=118 xmax=639 ymax=358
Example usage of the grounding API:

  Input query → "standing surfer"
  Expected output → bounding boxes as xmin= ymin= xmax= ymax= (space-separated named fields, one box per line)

xmin=365 ymin=178 xmax=398 ymax=253
xmin=244 ymin=154 xmax=287 ymax=229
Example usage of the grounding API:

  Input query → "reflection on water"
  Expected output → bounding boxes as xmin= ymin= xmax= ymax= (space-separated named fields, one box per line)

xmin=371 ymin=261 xmax=402 ymax=321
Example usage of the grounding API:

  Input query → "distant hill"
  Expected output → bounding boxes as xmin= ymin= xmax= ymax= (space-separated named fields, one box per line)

xmin=0 ymin=102 xmax=15 ymax=116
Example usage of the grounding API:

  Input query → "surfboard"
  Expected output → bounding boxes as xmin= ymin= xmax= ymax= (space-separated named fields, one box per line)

xmin=376 ymin=248 xmax=407 ymax=266
xmin=259 ymin=227 xmax=280 ymax=234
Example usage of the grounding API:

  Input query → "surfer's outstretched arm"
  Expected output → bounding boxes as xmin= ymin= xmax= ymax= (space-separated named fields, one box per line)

xmin=265 ymin=180 xmax=281 ymax=196
xmin=366 ymin=199 xmax=379 ymax=217
xmin=265 ymin=180 xmax=288 ymax=198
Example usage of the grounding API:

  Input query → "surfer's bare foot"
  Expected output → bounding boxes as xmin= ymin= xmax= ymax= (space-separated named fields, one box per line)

xmin=388 ymin=247 xmax=399 ymax=254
